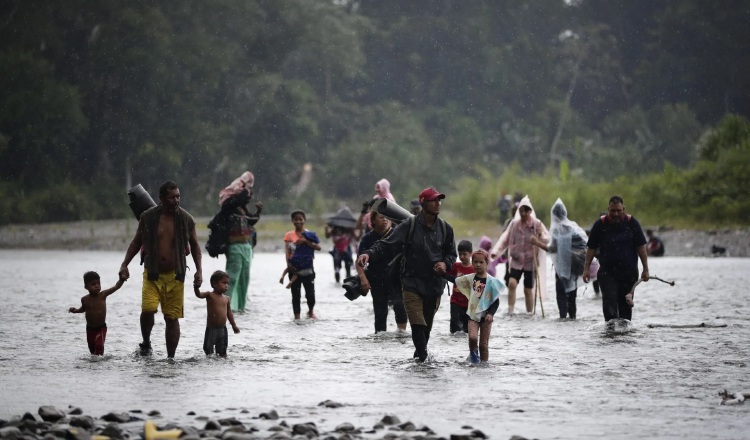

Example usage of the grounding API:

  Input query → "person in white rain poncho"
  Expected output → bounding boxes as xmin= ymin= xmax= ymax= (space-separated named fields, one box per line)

xmin=530 ymin=198 xmax=588 ymax=319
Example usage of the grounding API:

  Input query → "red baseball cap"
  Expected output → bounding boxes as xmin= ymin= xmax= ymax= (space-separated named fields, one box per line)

xmin=418 ymin=187 xmax=446 ymax=203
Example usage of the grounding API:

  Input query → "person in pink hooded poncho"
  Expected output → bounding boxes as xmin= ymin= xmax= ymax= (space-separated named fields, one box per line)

xmin=357 ymin=178 xmax=397 ymax=233
xmin=490 ymin=196 xmax=549 ymax=315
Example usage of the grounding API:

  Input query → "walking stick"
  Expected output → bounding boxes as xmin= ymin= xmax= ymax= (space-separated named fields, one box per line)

xmin=533 ymin=250 xmax=545 ymax=318
xmin=627 ymin=275 xmax=675 ymax=307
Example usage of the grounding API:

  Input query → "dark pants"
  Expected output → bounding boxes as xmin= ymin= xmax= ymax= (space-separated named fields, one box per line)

xmin=449 ymin=302 xmax=469 ymax=333
xmin=370 ymin=279 xmax=407 ymax=332
xmin=290 ymin=272 xmax=316 ymax=315
xmin=555 ymin=274 xmax=577 ymax=319
xmin=598 ymin=270 xmax=637 ymax=321
xmin=331 ymin=248 xmax=353 ymax=277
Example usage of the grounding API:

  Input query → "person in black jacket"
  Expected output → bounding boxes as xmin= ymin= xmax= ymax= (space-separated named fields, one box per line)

xmin=357 ymin=188 xmax=457 ymax=362
xmin=583 ymin=195 xmax=649 ymax=322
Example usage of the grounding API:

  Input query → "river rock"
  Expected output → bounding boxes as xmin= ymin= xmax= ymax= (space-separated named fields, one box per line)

xmin=204 ymin=420 xmax=222 ymax=431
xmin=291 ymin=422 xmax=317 ymax=436
xmin=67 ymin=407 xmax=83 ymax=416
xmin=258 ymin=410 xmax=279 ymax=420
xmin=69 ymin=416 xmax=94 ymax=430
xmin=399 ymin=421 xmax=416 ymax=432
xmin=98 ymin=423 xmax=126 ymax=440
xmin=0 ymin=427 xmax=22 ymax=440
xmin=380 ymin=415 xmax=400 ymax=426
xmin=268 ymin=432 xmax=292 ymax=440
xmin=101 ymin=412 xmax=131 ymax=424
xmin=334 ymin=423 xmax=355 ymax=433
xmin=218 ymin=418 xmax=243 ymax=427
xmin=21 ymin=413 xmax=36 ymax=422
xmin=220 ymin=432 xmax=255 ymax=440
xmin=470 ymin=429 xmax=487 ymax=439
xmin=317 ymin=400 xmax=343 ymax=409
xmin=66 ymin=427 xmax=94 ymax=440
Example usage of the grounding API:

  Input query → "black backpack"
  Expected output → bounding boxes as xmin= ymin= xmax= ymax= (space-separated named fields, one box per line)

xmin=206 ymin=210 xmax=230 ymax=258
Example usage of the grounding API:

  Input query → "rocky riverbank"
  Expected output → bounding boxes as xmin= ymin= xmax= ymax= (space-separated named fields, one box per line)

xmin=0 ymin=219 xmax=748 ymax=257
xmin=0 ymin=405 xmax=521 ymax=440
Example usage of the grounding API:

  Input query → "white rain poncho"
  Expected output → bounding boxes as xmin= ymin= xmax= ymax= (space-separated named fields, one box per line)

xmin=548 ymin=198 xmax=588 ymax=292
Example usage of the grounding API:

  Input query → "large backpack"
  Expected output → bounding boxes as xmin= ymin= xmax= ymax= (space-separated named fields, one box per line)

xmin=206 ymin=210 xmax=230 ymax=258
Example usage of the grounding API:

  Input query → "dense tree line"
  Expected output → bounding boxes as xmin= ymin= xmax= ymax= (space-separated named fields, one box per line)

xmin=1 ymin=0 xmax=748 ymax=224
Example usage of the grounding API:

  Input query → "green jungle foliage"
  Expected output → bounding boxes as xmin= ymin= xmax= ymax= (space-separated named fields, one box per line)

xmin=1 ymin=1 xmax=749 ymax=226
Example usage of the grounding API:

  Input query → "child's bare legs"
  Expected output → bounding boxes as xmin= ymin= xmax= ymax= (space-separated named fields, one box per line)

xmin=468 ymin=320 xmax=480 ymax=353
xmin=286 ymin=274 xmax=297 ymax=289
xmin=478 ymin=319 xmax=493 ymax=362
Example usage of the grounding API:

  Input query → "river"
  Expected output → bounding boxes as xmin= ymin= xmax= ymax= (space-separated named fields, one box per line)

xmin=0 ymin=250 xmax=747 ymax=439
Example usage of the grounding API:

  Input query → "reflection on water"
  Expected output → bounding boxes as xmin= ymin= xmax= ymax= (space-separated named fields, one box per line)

xmin=0 ymin=250 xmax=748 ymax=439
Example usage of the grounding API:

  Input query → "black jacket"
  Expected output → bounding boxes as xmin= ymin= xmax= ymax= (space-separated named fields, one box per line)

xmin=364 ymin=213 xmax=457 ymax=298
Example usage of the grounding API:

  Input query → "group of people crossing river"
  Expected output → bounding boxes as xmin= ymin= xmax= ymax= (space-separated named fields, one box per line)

xmin=68 ymin=175 xmax=650 ymax=363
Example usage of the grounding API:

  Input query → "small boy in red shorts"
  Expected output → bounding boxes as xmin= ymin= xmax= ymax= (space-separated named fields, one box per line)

xmin=69 ymin=271 xmax=125 ymax=355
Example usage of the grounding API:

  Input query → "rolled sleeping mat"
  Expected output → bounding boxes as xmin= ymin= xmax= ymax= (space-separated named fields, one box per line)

xmin=371 ymin=198 xmax=413 ymax=224
xmin=127 ymin=184 xmax=157 ymax=220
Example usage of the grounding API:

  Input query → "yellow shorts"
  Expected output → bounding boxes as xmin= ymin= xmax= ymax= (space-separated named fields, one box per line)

xmin=142 ymin=271 xmax=184 ymax=319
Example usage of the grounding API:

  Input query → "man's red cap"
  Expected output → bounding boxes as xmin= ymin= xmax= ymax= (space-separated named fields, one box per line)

xmin=418 ymin=187 xmax=446 ymax=203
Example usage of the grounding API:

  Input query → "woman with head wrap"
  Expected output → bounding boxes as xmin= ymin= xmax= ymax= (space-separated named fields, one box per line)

xmin=358 ymin=178 xmax=397 ymax=233
xmin=218 ymin=171 xmax=262 ymax=313
xmin=490 ymin=196 xmax=549 ymax=315
xmin=530 ymin=198 xmax=588 ymax=319
xmin=374 ymin=178 xmax=396 ymax=202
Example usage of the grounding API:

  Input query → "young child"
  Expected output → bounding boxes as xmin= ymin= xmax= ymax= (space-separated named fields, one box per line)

xmin=194 ymin=270 xmax=240 ymax=357
xmin=454 ymin=250 xmax=505 ymax=364
xmin=68 ymin=271 xmax=125 ymax=355
xmin=282 ymin=210 xmax=321 ymax=320
xmin=324 ymin=225 xmax=355 ymax=284
xmin=447 ymin=240 xmax=475 ymax=334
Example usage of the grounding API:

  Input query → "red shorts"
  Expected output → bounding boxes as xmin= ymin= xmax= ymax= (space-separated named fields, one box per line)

xmin=86 ymin=325 xmax=107 ymax=355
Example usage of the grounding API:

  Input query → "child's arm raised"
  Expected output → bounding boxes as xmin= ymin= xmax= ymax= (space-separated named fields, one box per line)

xmin=227 ymin=302 xmax=240 ymax=334
xmin=194 ymin=285 xmax=209 ymax=299
xmin=69 ymin=297 xmax=87 ymax=313
xmin=101 ymin=277 xmax=126 ymax=297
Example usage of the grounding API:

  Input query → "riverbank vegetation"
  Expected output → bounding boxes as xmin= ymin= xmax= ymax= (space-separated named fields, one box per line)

xmin=1 ymin=1 xmax=748 ymax=227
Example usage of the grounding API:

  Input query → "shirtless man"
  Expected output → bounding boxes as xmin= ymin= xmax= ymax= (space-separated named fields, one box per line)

xmin=119 ymin=181 xmax=202 ymax=358
xmin=194 ymin=270 xmax=240 ymax=357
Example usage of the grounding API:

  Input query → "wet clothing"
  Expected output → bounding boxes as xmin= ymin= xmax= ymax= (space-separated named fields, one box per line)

xmin=587 ymin=214 xmax=647 ymax=320
xmin=142 ymin=270 xmax=184 ymax=319
xmin=86 ymin=324 xmax=107 ymax=355
xmin=203 ymin=326 xmax=228 ymax=355
xmin=648 ymin=237 xmax=665 ymax=256
xmin=222 ymin=191 xmax=260 ymax=312
xmin=448 ymin=262 xmax=475 ymax=333
xmin=140 ymin=205 xmax=195 ymax=282
xmin=359 ymin=227 xmax=407 ymax=333
xmin=364 ymin=213 xmax=456 ymax=361
xmin=555 ymin=275 xmax=577 ymax=319
xmin=330 ymin=231 xmax=354 ymax=278
xmin=290 ymin=272 xmax=316 ymax=315
xmin=364 ymin=214 xmax=457 ymax=300
xmin=286 ymin=231 xmax=319 ymax=272
xmin=226 ymin=243 xmax=252 ymax=312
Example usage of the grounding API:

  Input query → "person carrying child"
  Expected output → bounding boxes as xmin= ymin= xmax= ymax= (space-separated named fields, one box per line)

xmin=69 ymin=271 xmax=126 ymax=355
xmin=279 ymin=229 xmax=319 ymax=289
xmin=447 ymin=240 xmax=475 ymax=334
xmin=454 ymin=250 xmax=504 ymax=364
xmin=194 ymin=270 xmax=240 ymax=357
xmin=283 ymin=210 xmax=322 ymax=320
